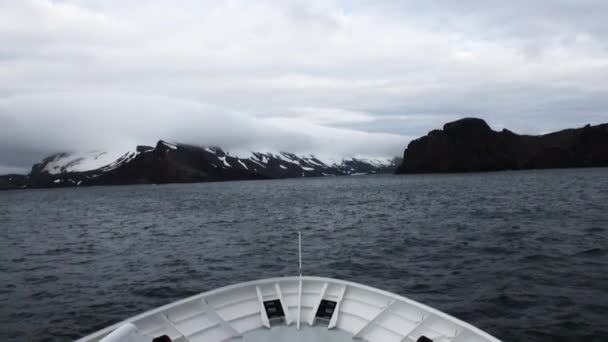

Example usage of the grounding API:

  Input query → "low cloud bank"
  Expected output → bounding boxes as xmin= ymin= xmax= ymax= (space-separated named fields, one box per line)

xmin=0 ymin=92 xmax=408 ymax=174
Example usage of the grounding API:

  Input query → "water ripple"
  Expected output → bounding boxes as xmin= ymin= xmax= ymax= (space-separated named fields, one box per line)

xmin=1 ymin=169 xmax=607 ymax=341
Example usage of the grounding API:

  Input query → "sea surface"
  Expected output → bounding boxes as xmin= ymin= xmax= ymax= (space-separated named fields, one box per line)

xmin=1 ymin=168 xmax=607 ymax=342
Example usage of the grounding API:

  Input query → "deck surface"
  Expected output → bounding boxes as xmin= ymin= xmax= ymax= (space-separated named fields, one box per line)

xmin=240 ymin=325 xmax=352 ymax=342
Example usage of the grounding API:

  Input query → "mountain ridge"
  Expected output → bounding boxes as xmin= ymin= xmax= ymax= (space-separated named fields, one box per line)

xmin=1 ymin=140 xmax=401 ymax=190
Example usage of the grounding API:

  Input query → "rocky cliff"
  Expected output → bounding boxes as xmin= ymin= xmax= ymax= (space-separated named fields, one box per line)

xmin=396 ymin=118 xmax=608 ymax=173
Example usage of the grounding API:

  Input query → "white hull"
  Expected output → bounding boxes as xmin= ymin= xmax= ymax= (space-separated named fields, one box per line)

xmin=77 ymin=276 xmax=501 ymax=342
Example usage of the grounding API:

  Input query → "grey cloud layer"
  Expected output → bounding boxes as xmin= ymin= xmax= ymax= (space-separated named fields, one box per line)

xmin=1 ymin=0 xmax=607 ymax=173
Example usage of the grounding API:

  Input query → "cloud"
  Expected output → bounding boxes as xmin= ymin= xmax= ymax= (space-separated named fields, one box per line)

xmin=1 ymin=0 xmax=607 ymax=172
xmin=283 ymin=107 xmax=376 ymax=125
xmin=0 ymin=91 xmax=407 ymax=173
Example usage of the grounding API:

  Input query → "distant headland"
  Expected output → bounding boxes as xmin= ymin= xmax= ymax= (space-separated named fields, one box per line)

xmin=0 ymin=142 xmax=400 ymax=190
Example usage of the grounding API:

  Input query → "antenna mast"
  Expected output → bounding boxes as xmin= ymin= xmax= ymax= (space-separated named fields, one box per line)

xmin=298 ymin=231 xmax=302 ymax=276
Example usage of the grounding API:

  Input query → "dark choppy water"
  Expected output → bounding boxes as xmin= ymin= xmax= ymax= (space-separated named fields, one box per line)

xmin=1 ymin=168 xmax=608 ymax=342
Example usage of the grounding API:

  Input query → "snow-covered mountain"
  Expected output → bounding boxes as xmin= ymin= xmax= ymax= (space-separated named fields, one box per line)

xmin=16 ymin=141 xmax=400 ymax=189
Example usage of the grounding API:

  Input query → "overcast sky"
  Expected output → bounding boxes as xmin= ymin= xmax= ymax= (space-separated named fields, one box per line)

xmin=1 ymin=0 xmax=607 ymax=173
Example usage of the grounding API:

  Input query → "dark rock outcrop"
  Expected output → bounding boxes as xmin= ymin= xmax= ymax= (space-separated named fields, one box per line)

xmin=0 ymin=174 xmax=29 ymax=190
xmin=396 ymin=118 xmax=608 ymax=173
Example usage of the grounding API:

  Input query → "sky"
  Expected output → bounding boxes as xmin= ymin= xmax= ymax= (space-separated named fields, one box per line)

xmin=1 ymin=0 xmax=608 ymax=174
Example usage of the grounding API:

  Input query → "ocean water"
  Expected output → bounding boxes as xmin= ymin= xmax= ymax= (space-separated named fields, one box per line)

xmin=1 ymin=168 xmax=607 ymax=342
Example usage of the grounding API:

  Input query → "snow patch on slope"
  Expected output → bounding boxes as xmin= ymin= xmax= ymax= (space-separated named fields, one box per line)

xmin=160 ymin=141 xmax=178 ymax=150
xmin=42 ymin=150 xmax=136 ymax=175
xmin=237 ymin=160 xmax=249 ymax=170
xmin=217 ymin=156 xmax=232 ymax=168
